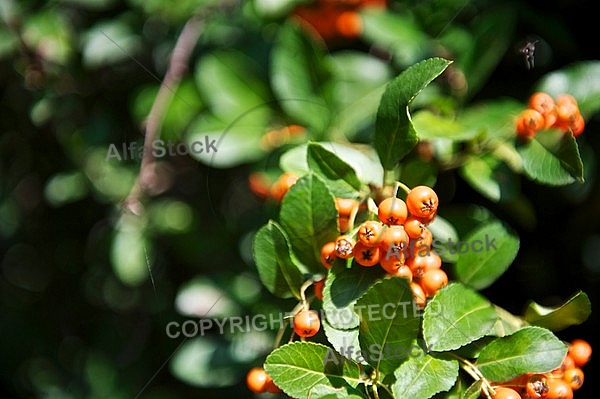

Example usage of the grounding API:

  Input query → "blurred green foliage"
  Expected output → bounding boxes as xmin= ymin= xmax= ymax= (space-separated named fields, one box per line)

xmin=0 ymin=0 xmax=598 ymax=398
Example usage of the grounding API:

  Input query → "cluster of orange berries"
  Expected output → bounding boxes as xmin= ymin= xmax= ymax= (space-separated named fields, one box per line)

xmin=491 ymin=339 xmax=592 ymax=399
xmin=516 ymin=92 xmax=585 ymax=139
xmin=292 ymin=0 xmax=386 ymax=43
xmin=320 ymin=185 xmax=447 ymax=307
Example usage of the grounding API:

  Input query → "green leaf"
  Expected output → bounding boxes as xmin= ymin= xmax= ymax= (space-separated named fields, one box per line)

xmin=359 ymin=9 xmax=429 ymax=68
xmin=271 ymin=21 xmax=332 ymax=132
xmin=195 ymin=50 xmax=270 ymax=123
xmin=323 ymin=262 xmax=385 ymax=330
xmin=307 ymin=384 xmax=365 ymax=399
xmin=280 ymin=142 xmax=384 ymax=187
xmin=280 ymin=173 xmax=339 ymax=272
xmin=264 ymin=342 xmax=362 ymax=399
xmin=463 ymin=380 xmax=483 ymax=399
xmin=523 ymin=291 xmax=592 ymax=331
xmin=423 ymin=283 xmax=499 ymax=352
xmin=307 ymin=142 xmax=363 ymax=198
xmin=411 ymin=110 xmax=475 ymax=141
xmin=454 ymin=221 xmax=519 ymax=290
xmin=476 ymin=326 xmax=568 ymax=382
xmin=355 ymin=278 xmax=420 ymax=374
xmin=321 ymin=318 xmax=362 ymax=364
xmin=374 ymin=57 xmax=452 ymax=169
xmin=516 ymin=130 xmax=584 ymax=186
xmin=460 ymin=155 xmax=519 ymax=202
xmin=535 ymin=60 xmax=600 ymax=117
xmin=397 ymin=157 xmax=438 ymax=190
xmin=392 ymin=354 xmax=459 ymax=399
xmin=252 ymin=221 xmax=304 ymax=298
xmin=458 ymin=99 xmax=523 ymax=140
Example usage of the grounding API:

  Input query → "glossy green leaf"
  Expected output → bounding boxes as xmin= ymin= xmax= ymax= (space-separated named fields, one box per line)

xmin=423 ymin=283 xmax=499 ymax=352
xmin=516 ymin=130 xmax=584 ymax=186
xmin=460 ymin=155 xmax=519 ymax=202
xmin=321 ymin=318 xmax=362 ymax=365
xmin=454 ymin=221 xmax=519 ymax=290
xmin=523 ymin=291 xmax=592 ymax=331
xmin=476 ymin=326 xmax=568 ymax=382
xmin=323 ymin=262 xmax=385 ymax=330
xmin=306 ymin=383 xmax=365 ymax=399
xmin=280 ymin=173 xmax=339 ymax=272
xmin=458 ymin=99 xmax=523 ymax=140
xmin=280 ymin=142 xmax=384 ymax=187
xmin=271 ymin=21 xmax=332 ymax=132
xmin=392 ymin=354 xmax=459 ymax=399
xmin=535 ymin=60 xmax=600 ymax=117
xmin=252 ymin=221 xmax=304 ymax=298
xmin=264 ymin=342 xmax=362 ymax=399
xmin=195 ymin=50 xmax=270 ymax=123
xmin=356 ymin=277 xmax=420 ymax=374
xmin=375 ymin=57 xmax=452 ymax=169
xmin=307 ymin=142 xmax=362 ymax=198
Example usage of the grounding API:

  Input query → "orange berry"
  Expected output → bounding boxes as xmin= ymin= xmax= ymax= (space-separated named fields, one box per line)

xmin=516 ymin=108 xmax=544 ymax=138
xmin=555 ymin=94 xmax=578 ymax=107
xmin=407 ymin=250 xmax=441 ymax=279
xmin=563 ymin=367 xmax=584 ymax=391
xmin=314 ymin=279 xmax=325 ymax=301
xmin=336 ymin=11 xmax=362 ymax=38
xmin=248 ymin=172 xmax=271 ymax=199
xmin=335 ymin=197 xmax=358 ymax=218
xmin=406 ymin=186 xmax=439 ymax=219
xmin=378 ymin=225 xmax=409 ymax=258
xmin=526 ymin=374 xmax=549 ymax=399
xmin=570 ymin=112 xmax=585 ymax=136
xmin=386 ymin=264 xmax=413 ymax=281
xmin=568 ymin=339 xmax=592 ymax=367
xmin=320 ymin=241 xmax=337 ymax=269
xmin=379 ymin=253 xmax=405 ymax=273
xmin=554 ymin=103 xmax=579 ymax=131
xmin=335 ymin=235 xmax=356 ymax=259
xmin=529 ymin=92 xmax=556 ymax=115
xmin=270 ymin=172 xmax=298 ymax=202
xmin=338 ymin=215 xmax=351 ymax=233
xmin=410 ymin=281 xmax=427 ymax=308
xmin=357 ymin=220 xmax=384 ymax=247
xmin=353 ymin=241 xmax=381 ymax=267
xmin=404 ymin=217 xmax=426 ymax=239
xmin=246 ymin=367 xmax=271 ymax=393
xmin=546 ymin=378 xmax=573 ymax=399
xmin=293 ymin=309 xmax=320 ymax=338
xmin=377 ymin=197 xmax=408 ymax=225
xmin=420 ymin=269 xmax=448 ymax=297
xmin=492 ymin=386 xmax=522 ymax=399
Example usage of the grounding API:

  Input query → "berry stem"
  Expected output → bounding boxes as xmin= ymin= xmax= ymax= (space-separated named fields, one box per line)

xmin=394 ymin=181 xmax=411 ymax=197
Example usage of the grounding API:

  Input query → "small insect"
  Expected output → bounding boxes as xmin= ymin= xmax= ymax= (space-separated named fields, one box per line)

xmin=518 ymin=39 xmax=539 ymax=70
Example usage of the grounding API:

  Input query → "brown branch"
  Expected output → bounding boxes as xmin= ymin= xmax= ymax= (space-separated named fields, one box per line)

xmin=123 ymin=16 xmax=203 ymax=215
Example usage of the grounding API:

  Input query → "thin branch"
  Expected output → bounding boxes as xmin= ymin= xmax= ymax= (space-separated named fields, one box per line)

xmin=123 ymin=16 xmax=203 ymax=214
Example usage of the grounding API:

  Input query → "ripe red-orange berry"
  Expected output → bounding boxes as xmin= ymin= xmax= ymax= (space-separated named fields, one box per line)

xmin=357 ymin=220 xmax=384 ymax=247
xmin=320 ymin=241 xmax=337 ymax=269
xmin=563 ymin=367 xmax=584 ymax=391
xmin=377 ymin=197 xmax=408 ymax=225
xmin=314 ymin=279 xmax=325 ymax=301
xmin=353 ymin=241 xmax=381 ymax=267
xmin=516 ymin=108 xmax=544 ymax=139
xmin=293 ymin=309 xmax=320 ymax=338
xmin=568 ymin=339 xmax=592 ymax=367
xmin=336 ymin=11 xmax=363 ymax=38
xmin=526 ymin=374 xmax=549 ymax=399
xmin=246 ymin=367 xmax=275 ymax=393
xmin=420 ymin=268 xmax=448 ymax=297
xmin=386 ymin=264 xmax=413 ymax=281
xmin=492 ymin=386 xmax=522 ymax=399
xmin=406 ymin=186 xmax=439 ymax=219
xmin=335 ymin=197 xmax=358 ymax=218
xmin=335 ymin=235 xmax=356 ymax=259
xmin=546 ymin=378 xmax=573 ymax=399
xmin=410 ymin=281 xmax=427 ymax=308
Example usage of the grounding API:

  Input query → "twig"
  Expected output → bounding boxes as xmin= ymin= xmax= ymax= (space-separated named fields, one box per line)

xmin=122 ymin=16 xmax=203 ymax=215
